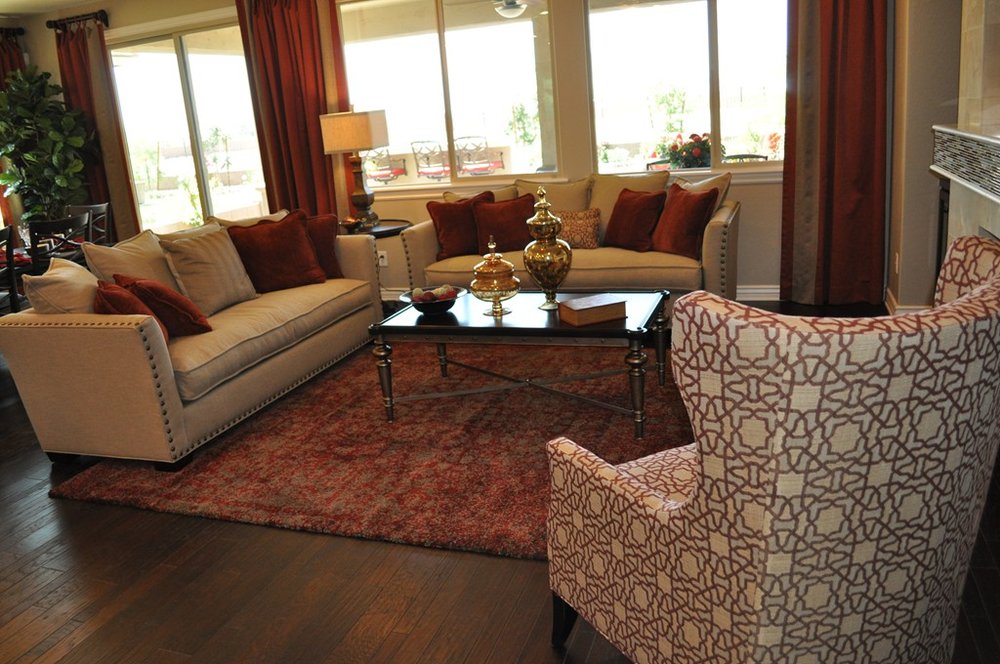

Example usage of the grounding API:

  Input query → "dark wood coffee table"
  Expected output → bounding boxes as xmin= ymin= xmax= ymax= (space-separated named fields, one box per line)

xmin=368 ymin=290 xmax=669 ymax=438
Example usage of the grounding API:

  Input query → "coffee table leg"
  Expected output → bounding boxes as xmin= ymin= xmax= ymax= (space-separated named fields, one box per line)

xmin=373 ymin=339 xmax=394 ymax=421
xmin=654 ymin=303 xmax=668 ymax=386
xmin=625 ymin=339 xmax=647 ymax=438
xmin=436 ymin=343 xmax=448 ymax=377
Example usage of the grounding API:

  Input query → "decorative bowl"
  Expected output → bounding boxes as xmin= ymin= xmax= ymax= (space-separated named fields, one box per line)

xmin=400 ymin=286 xmax=467 ymax=315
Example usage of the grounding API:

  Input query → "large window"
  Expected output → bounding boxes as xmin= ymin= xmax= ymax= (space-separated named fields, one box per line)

xmin=111 ymin=25 xmax=266 ymax=232
xmin=589 ymin=0 xmax=786 ymax=173
xmin=339 ymin=0 xmax=556 ymax=188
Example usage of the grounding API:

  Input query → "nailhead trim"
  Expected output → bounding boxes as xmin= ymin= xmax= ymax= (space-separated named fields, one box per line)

xmin=400 ymin=228 xmax=417 ymax=290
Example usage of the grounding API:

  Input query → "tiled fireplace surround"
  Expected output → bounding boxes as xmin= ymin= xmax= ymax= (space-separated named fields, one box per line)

xmin=932 ymin=125 xmax=1000 ymax=242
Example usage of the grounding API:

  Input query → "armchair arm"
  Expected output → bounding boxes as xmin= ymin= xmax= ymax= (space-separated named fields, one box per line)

xmin=0 ymin=312 xmax=188 ymax=462
xmin=701 ymin=200 xmax=740 ymax=299
xmin=335 ymin=233 xmax=381 ymax=314
xmin=399 ymin=220 xmax=439 ymax=290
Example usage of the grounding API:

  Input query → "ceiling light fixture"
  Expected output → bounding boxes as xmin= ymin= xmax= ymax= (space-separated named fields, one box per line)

xmin=494 ymin=0 xmax=527 ymax=19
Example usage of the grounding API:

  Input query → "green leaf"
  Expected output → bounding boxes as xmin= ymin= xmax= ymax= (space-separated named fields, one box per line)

xmin=0 ymin=172 xmax=17 ymax=185
xmin=67 ymin=159 xmax=84 ymax=174
xmin=66 ymin=136 xmax=84 ymax=148
xmin=54 ymin=175 xmax=68 ymax=187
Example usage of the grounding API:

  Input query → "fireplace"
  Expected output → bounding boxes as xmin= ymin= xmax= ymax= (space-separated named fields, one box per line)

xmin=931 ymin=125 xmax=1000 ymax=248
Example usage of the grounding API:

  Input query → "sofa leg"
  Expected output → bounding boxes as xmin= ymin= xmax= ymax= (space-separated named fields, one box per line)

xmin=46 ymin=452 xmax=81 ymax=465
xmin=153 ymin=455 xmax=192 ymax=472
xmin=551 ymin=591 xmax=578 ymax=649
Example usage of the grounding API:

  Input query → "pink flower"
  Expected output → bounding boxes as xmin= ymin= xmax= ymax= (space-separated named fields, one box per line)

xmin=692 ymin=147 xmax=702 ymax=157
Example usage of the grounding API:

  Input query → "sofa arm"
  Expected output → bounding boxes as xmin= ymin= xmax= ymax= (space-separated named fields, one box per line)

xmin=335 ymin=233 xmax=381 ymax=313
xmin=399 ymin=220 xmax=439 ymax=290
xmin=0 ymin=312 xmax=189 ymax=462
xmin=701 ymin=200 xmax=740 ymax=300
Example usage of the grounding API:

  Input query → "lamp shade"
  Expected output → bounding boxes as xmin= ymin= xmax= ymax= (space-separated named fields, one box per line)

xmin=320 ymin=110 xmax=389 ymax=154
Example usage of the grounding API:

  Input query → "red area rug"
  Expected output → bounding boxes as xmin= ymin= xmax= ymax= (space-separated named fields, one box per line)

xmin=50 ymin=343 xmax=691 ymax=559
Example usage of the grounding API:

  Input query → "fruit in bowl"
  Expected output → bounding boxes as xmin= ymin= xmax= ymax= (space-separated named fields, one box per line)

xmin=399 ymin=285 xmax=466 ymax=315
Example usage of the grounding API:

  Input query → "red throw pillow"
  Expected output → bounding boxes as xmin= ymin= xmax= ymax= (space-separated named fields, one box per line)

xmin=114 ymin=274 xmax=212 ymax=337
xmin=651 ymin=183 xmax=720 ymax=259
xmin=602 ymin=189 xmax=667 ymax=252
xmin=226 ymin=211 xmax=327 ymax=292
xmin=472 ymin=193 xmax=535 ymax=254
xmin=303 ymin=213 xmax=344 ymax=279
xmin=93 ymin=281 xmax=169 ymax=342
xmin=427 ymin=191 xmax=495 ymax=260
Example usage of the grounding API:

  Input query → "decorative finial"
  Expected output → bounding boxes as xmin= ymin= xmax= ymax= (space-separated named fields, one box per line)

xmin=487 ymin=235 xmax=497 ymax=255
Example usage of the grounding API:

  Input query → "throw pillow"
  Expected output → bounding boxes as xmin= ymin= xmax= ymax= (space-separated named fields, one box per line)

xmin=675 ymin=172 xmax=731 ymax=213
xmin=155 ymin=222 xmax=223 ymax=242
xmin=514 ymin=177 xmax=593 ymax=211
xmin=554 ymin=208 xmax=600 ymax=249
xmin=473 ymin=193 xmax=536 ymax=254
xmin=443 ymin=185 xmax=518 ymax=203
xmin=21 ymin=258 xmax=99 ymax=314
xmin=208 ymin=209 xmax=290 ymax=227
xmin=226 ymin=210 xmax=327 ymax=292
xmin=83 ymin=230 xmax=180 ymax=291
xmin=303 ymin=213 xmax=344 ymax=279
xmin=160 ymin=228 xmax=258 ymax=316
xmin=114 ymin=274 xmax=212 ymax=337
xmin=589 ymin=172 xmax=671 ymax=242
xmin=427 ymin=191 xmax=495 ymax=260
xmin=602 ymin=189 xmax=667 ymax=252
xmin=651 ymin=183 xmax=720 ymax=259
xmin=93 ymin=281 xmax=169 ymax=342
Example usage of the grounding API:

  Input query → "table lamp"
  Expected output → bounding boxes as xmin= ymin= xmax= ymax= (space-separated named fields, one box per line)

xmin=320 ymin=109 xmax=389 ymax=231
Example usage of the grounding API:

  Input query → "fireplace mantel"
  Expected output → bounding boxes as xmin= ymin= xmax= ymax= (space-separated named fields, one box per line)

xmin=931 ymin=125 xmax=1000 ymax=243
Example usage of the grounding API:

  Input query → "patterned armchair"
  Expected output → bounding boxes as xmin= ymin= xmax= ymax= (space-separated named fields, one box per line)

xmin=547 ymin=235 xmax=1000 ymax=663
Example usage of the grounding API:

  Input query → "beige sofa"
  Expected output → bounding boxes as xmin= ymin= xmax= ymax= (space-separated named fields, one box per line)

xmin=400 ymin=173 xmax=741 ymax=300
xmin=0 ymin=233 xmax=381 ymax=467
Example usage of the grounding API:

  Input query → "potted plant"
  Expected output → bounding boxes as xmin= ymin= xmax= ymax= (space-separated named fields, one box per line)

xmin=0 ymin=66 xmax=97 ymax=221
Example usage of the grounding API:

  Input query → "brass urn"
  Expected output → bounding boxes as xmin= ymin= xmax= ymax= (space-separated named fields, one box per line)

xmin=470 ymin=236 xmax=520 ymax=318
xmin=523 ymin=187 xmax=572 ymax=310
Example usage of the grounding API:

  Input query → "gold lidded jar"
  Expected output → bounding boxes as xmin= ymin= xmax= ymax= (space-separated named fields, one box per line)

xmin=523 ymin=187 xmax=572 ymax=310
xmin=471 ymin=236 xmax=520 ymax=318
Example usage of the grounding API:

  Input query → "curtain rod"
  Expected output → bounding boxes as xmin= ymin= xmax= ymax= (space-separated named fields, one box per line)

xmin=0 ymin=27 xmax=25 ymax=36
xmin=45 ymin=9 xmax=108 ymax=30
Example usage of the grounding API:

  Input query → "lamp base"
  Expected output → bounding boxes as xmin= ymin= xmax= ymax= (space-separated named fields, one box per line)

xmin=348 ymin=153 xmax=379 ymax=233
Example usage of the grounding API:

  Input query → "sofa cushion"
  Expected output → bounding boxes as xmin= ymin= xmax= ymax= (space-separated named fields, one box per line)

xmin=168 ymin=278 xmax=373 ymax=401
xmin=443 ymin=186 xmax=517 ymax=203
xmin=423 ymin=247 xmax=702 ymax=293
xmin=603 ymin=189 xmax=667 ymax=252
xmin=21 ymin=258 xmax=98 ymax=314
xmin=651 ymin=183 xmax=719 ymax=259
xmin=160 ymin=228 xmax=258 ymax=316
xmin=83 ymin=230 xmax=181 ymax=291
xmin=427 ymin=190 xmax=494 ymax=260
xmin=93 ymin=281 xmax=169 ymax=341
xmin=304 ymin=214 xmax=344 ymax=278
xmin=589 ymin=172 xmax=671 ymax=241
xmin=515 ymin=177 xmax=593 ymax=211
xmin=555 ymin=208 xmax=600 ymax=249
xmin=473 ymin=193 xmax=535 ymax=254
xmin=226 ymin=211 xmax=327 ymax=293
xmin=114 ymin=274 xmax=212 ymax=337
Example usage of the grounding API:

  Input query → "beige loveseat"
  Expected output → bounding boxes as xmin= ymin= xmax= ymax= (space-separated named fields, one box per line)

xmin=0 ymin=232 xmax=381 ymax=467
xmin=401 ymin=172 xmax=741 ymax=300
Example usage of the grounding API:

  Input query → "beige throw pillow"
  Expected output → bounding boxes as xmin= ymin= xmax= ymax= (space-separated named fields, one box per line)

xmin=674 ymin=172 xmax=731 ymax=213
xmin=515 ymin=177 xmax=593 ymax=212
xmin=160 ymin=228 xmax=257 ymax=316
xmin=83 ymin=230 xmax=180 ymax=291
xmin=156 ymin=222 xmax=223 ymax=241
xmin=443 ymin=187 xmax=518 ymax=203
xmin=21 ymin=258 xmax=100 ymax=314
xmin=208 ymin=210 xmax=290 ymax=228
xmin=554 ymin=209 xmax=600 ymax=249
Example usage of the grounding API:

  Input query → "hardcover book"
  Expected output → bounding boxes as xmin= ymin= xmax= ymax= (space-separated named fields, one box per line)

xmin=558 ymin=294 xmax=627 ymax=326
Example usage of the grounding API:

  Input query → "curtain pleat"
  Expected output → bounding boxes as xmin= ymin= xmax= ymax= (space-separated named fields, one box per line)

xmin=55 ymin=22 xmax=139 ymax=241
xmin=781 ymin=0 xmax=888 ymax=305
xmin=238 ymin=0 xmax=346 ymax=216
xmin=0 ymin=33 xmax=26 ymax=229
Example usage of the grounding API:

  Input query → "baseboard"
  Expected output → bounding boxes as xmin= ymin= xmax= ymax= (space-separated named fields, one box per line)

xmin=736 ymin=285 xmax=781 ymax=302
xmin=885 ymin=289 xmax=929 ymax=315
xmin=381 ymin=287 xmax=409 ymax=301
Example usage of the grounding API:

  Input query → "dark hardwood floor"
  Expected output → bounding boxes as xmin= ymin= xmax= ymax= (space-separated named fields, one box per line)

xmin=0 ymin=299 xmax=997 ymax=663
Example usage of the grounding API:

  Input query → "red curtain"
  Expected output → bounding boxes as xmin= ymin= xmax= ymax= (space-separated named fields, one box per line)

xmin=0 ymin=32 xmax=25 ymax=228
xmin=781 ymin=1 xmax=888 ymax=305
xmin=237 ymin=0 xmax=348 ymax=216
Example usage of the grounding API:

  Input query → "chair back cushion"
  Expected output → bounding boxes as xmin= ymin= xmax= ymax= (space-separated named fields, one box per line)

xmin=934 ymin=235 xmax=1000 ymax=305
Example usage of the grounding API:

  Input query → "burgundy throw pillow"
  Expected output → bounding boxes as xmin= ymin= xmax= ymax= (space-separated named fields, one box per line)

xmin=304 ymin=213 xmax=344 ymax=279
xmin=602 ymin=189 xmax=667 ymax=252
xmin=114 ymin=274 xmax=211 ymax=337
xmin=472 ymin=193 xmax=535 ymax=254
xmin=427 ymin=191 xmax=495 ymax=260
xmin=226 ymin=210 xmax=327 ymax=292
xmin=651 ymin=183 xmax=720 ymax=259
xmin=93 ymin=281 xmax=169 ymax=342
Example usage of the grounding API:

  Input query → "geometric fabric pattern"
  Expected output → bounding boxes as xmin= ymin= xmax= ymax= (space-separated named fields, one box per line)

xmin=548 ymin=235 xmax=1000 ymax=664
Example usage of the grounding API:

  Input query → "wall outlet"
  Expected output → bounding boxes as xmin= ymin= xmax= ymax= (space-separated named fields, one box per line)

xmin=377 ymin=250 xmax=389 ymax=268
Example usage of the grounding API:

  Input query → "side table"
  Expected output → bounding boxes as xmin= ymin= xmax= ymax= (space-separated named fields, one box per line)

xmin=344 ymin=218 xmax=412 ymax=300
